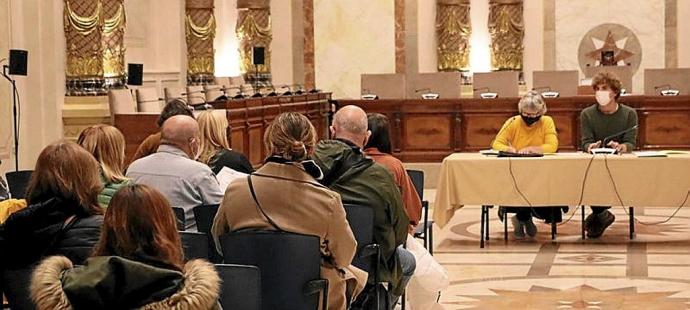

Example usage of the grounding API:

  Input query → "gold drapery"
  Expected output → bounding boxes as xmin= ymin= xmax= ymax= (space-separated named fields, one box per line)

xmin=488 ymin=0 xmax=524 ymax=71
xmin=436 ymin=0 xmax=471 ymax=71
xmin=237 ymin=8 xmax=272 ymax=74
xmin=64 ymin=0 xmax=126 ymax=95
xmin=186 ymin=1 xmax=216 ymax=84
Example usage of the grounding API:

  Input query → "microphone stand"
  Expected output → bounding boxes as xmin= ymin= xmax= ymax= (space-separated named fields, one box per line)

xmin=2 ymin=65 xmax=19 ymax=171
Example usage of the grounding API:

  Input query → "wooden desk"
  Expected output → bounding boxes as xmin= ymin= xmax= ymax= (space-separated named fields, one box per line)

xmin=114 ymin=93 xmax=332 ymax=165
xmin=338 ymin=95 xmax=690 ymax=162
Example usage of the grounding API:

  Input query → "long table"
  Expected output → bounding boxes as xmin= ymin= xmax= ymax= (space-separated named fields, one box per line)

xmin=338 ymin=95 xmax=690 ymax=162
xmin=433 ymin=152 xmax=690 ymax=246
xmin=114 ymin=93 xmax=332 ymax=165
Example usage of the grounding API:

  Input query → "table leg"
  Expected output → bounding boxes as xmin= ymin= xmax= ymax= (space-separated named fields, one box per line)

xmin=629 ymin=207 xmax=635 ymax=240
xmin=480 ymin=206 xmax=486 ymax=248
xmin=581 ymin=206 xmax=586 ymax=239
xmin=551 ymin=207 xmax=557 ymax=240
xmin=503 ymin=209 xmax=508 ymax=241
xmin=485 ymin=206 xmax=490 ymax=241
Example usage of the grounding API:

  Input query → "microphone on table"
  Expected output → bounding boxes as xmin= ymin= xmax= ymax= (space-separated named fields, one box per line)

xmin=138 ymin=97 xmax=164 ymax=103
xmin=591 ymin=124 xmax=639 ymax=154
xmin=654 ymin=84 xmax=680 ymax=96
xmin=280 ymin=85 xmax=292 ymax=96
xmin=266 ymin=84 xmax=278 ymax=97
xmin=415 ymin=88 xmax=439 ymax=100
xmin=532 ymin=86 xmax=559 ymax=98
xmin=473 ymin=87 xmax=497 ymax=99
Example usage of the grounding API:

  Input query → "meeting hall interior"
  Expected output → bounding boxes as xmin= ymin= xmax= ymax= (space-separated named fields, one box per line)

xmin=2 ymin=0 xmax=690 ymax=309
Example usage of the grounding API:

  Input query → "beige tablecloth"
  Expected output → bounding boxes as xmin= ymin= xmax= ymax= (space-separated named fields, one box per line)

xmin=433 ymin=153 xmax=690 ymax=228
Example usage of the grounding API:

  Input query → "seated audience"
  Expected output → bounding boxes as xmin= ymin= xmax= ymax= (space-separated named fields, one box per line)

xmin=126 ymin=115 xmax=223 ymax=231
xmin=581 ymin=72 xmax=638 ymax=238
xmin=77 ymin=124 xmax=130 ymax=207
xmin=0 ymin=141 xmax=104 ymax=310
xmin=364 ymin=113 xmax=422 ymax=232
xmin=212 ymin=112 xmax=366 ymax=309
xmin=31 ymin=184 xmax=220 ymax=309
xmin=312 ymin=105 xmax=414 ymax=305
xmin=491 ymin=91 xmax=563 ymax=239
xmin=130 ymin=99 xmax=194 ymax=164
xmin=196 ymin=110 xmax=253 ymax=174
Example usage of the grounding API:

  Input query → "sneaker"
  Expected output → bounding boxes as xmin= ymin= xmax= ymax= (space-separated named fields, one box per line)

xmin=586 ymin=210 xmax=616 ymax=238
xmin=511 ymin=215 xmax=526 ymax=239
xmin=524 ymin=217 xmax=537 ymax=238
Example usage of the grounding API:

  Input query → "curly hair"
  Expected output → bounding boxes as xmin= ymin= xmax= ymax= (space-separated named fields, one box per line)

xmin=591 ymin=72 xmax=622 ymax=99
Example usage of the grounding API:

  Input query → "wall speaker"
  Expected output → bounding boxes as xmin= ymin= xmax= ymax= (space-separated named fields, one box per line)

xmin=127 ymin=63 xmax=143 ymax=85
xmin=8 ymin=49 xmax=28 ymax=76
xmin=252 ymin=46 xmax=265 ymax=65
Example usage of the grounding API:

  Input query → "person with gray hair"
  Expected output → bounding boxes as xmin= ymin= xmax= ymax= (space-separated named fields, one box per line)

xmin=312 ymin=105 xmax=414 ymax=307
xmin=491 ymin=91 xmax=564 ymax=239
xmin=126 ymin=115 xmax=223 ymax=231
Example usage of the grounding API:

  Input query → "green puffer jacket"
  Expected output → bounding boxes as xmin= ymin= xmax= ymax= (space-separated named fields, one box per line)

xmin=313 ymin=139 xmax=409 ymax=296
xmin=31 ymin=255 xmax=221 ymax=309
xmin=98 ymin=177 xmax=130 ymax=208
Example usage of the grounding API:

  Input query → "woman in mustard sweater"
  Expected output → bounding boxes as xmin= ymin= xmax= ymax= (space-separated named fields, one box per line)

xmin=492 ymin=91 xmax=564 ymax=239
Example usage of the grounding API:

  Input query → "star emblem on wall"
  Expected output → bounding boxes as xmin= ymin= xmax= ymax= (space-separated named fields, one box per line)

xmin=586 ymin=30 xmax=635 ymax=66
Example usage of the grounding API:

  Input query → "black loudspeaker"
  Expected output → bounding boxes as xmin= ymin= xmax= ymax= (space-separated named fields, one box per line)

xmin=127 ymin=63 xmax=143 ymax=85
xmin=8 ymin=49 xmax=28 ymax=76
xmin=252 ymin=47 xmax=265 ymax=65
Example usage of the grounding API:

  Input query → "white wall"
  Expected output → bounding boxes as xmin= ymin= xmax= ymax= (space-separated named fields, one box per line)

xmin=1 ymin=0 xmax=65 ymax=174
xmin=417 ymin=0 xmax=437 ymax=73
xmin=215 ymin=0 xmax=241 ymax=77
xmin=313 ymin=0 xmax=396 ymax=99
xmin=523 ymin=0 xmax=544 ymax=90
xmin=679 ymin=0 xmax=690 ymax=67
xmin=271 ymin=0 xmax=294 ymax=86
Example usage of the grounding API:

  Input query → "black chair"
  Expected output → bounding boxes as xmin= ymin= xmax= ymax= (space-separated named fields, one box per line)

xmin=342 ymin=204 xmax=387 ymax=310
xmin=219 ymin=231 xmax=328 ymax=310
xmin=406 ymin=169 xmax=434 ymax=255
xmin=193 ymin=204 xmax=219 ymax=234
xmin=5 ymin=170 xmax=32 ymax=200
xmin=172 ymin=207 xmax=185 ymax=231
xmin=193 ymin=204 xmax=222 ymax=263
xmin=216 ymin=264 xmax=262 ymax=310
xmin=180 ymin=231 xmax=209 ymax=260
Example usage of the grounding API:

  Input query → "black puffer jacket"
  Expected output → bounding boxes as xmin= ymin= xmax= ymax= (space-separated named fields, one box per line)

xmin=0 ymin=197 xmax=103 ymax=310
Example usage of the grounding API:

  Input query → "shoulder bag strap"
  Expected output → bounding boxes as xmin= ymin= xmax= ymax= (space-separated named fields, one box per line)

xmin=247 ymin=175 xmax=285 ymax=232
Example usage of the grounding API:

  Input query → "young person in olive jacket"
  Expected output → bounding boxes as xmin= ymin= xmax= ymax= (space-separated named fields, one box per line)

xmin=0 ymin=141 xmax=104 ymax=310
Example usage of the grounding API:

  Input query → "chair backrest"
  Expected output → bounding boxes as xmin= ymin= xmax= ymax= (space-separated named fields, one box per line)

xmin=136 ymin=87 xmax=163 ymax=112
xmin=342 ymin=204 xmax=377 ymax=273
xmin=172 ymin=207 xmax=186 ymax=231
xmin=229 ymin=76 xmax=245 ymax=86
xmin=193 ymin=204 xmax=219 ymax=235
xmin=186 ymin=85 xmax=206 ymax=105
xmin=180 ymin=231 xmax=210 ymax=260
xmin=219 ymin=231 xmax=322 ymax=310
xmin=5 ymin=170 xmax=33 ymax=199
xmin=216 ymin=264 xmax=262 ymax=310
xmin=107 ymin=89 xmax=136 ymax=115
xmin=164 ymin=86 xmax=185 ymax=103
xmin=215 ymin=76 xmax=231 ymax=87
xmin=406 ymin=169 xmax=424 ymax=201
xmin=204 ymin=84 xmax=225 ymax=102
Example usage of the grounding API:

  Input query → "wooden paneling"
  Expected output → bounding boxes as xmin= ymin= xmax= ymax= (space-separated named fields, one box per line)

xmin=338 ymin=95 xmax=690 ymax=162
xmin=115 ymin=93 xmax=331 ymax=166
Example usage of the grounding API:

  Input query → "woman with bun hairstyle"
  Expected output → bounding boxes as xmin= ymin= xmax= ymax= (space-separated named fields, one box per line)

xmin=212 ymin=112 xmax=367 ymax=309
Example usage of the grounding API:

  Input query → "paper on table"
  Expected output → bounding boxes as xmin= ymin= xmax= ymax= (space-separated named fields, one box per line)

xmin=216 ymin=167 xmax=248 ymax=190
xmin=479 ymin=149 xmax=499 ymax=155
xmin=634 ymin=151 xmax=668 ymax=157
xmin=660 ymin=150 xmax=690 ymax=155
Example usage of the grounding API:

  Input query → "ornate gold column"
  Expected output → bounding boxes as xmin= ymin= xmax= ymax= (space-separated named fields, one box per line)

xmin=436 ymin=0 xmax=471 ymax=72
xmin=186 ymin=0 xmax=216 ymax=85
xmin=488 ymin=0 xmax=524 ymax=71
xmin=62 ymin=0 xmax=125 ymax=141
xmin=64 ymin=0 xmax=126 ymax=95
xmin=237 ymin=0 xmax=272 ymax=87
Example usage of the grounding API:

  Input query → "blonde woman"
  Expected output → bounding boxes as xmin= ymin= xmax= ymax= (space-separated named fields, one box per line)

xmin=196 ymin=110 xmax=253 ymax=174
xmin=492 ymin=91 xmax=564 ymax=239
xmin=77 ymin=125 xmax=131 ymax=207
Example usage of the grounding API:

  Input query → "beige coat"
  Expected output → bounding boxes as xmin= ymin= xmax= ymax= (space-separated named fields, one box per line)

xmin=212 ymin=162 xmax=367 ymax=309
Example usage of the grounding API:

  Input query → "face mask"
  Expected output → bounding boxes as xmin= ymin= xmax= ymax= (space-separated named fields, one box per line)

xmin=596 ymin=90 xmax=612 ymax=106
xmin=521 ymin=114 xmax=541 ymax=126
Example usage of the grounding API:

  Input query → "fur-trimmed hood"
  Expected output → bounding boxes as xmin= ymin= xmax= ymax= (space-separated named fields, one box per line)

xmin=31 ymin=256 xmax=221 ymax=310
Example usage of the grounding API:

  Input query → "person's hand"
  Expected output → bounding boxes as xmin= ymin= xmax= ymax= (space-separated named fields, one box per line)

xmin=505 ymin=146 xmax=517 ymax=153
xmin=587 ymin=141 xmax=602 ymax=153
xmin=607 ymin=141 xmax=627 ymax=154
xmin=408 ymin=224 xmax=417 ymax=234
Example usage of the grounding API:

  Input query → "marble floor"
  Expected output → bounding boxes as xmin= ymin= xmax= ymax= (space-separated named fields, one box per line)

xmin=431 ymin=204 xmax=690 ymax=309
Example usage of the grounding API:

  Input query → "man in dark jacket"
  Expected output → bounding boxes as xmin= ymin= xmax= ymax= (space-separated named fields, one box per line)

xmin=312 ymin=105 xmax=414 ymax=304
